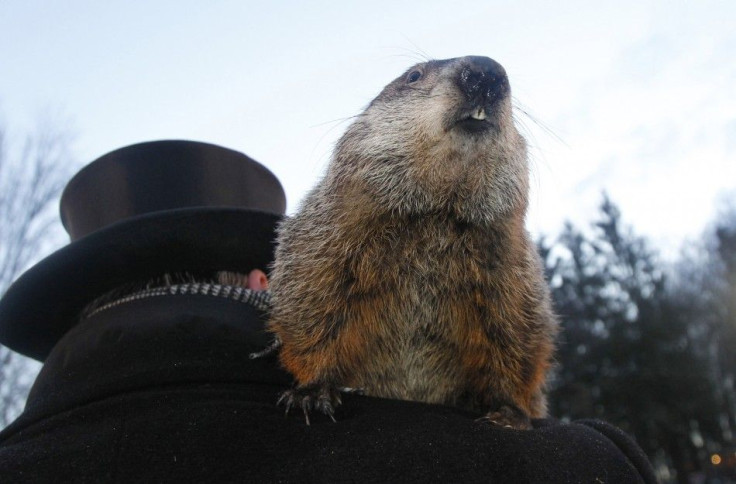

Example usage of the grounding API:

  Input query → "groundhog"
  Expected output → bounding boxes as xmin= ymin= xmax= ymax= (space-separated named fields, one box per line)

xmin=268 ymin=55 xmax=558 ymax=429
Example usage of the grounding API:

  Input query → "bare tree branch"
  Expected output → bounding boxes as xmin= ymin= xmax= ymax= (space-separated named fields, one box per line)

xmin=0 ymin=114 xmax=75 ymax=428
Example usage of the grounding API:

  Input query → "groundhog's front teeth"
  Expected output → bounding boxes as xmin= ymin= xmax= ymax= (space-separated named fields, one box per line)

xmin=470 ymin=107 xmax=487 ymax=121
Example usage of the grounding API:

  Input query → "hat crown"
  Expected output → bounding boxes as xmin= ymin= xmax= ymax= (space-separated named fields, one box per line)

xmin=60 ymin=140 xmax=286 ymax=241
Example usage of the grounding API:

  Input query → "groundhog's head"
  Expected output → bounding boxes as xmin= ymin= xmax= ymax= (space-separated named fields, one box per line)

xmin=331 ymin=56 xmax=529 ymax=224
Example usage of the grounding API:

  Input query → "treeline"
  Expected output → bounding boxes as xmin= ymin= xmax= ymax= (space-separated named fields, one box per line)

xmin=540 ymin=195 xmax=736 ymax=484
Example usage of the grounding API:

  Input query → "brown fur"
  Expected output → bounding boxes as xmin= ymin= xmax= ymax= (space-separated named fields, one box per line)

xmin=269 ymin=56 xmax=558 ymax=425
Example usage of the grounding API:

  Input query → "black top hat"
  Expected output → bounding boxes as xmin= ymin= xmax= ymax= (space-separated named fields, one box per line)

xmin=0 ymin=140 xmax=286 ymax=361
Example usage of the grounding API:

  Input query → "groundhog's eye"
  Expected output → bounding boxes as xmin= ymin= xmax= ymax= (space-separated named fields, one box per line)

xmin=407 ymin=70 xmax=422 ymax=84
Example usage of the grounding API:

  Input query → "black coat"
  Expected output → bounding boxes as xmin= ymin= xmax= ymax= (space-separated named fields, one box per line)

xmin=0 ymin=294 xmax=656 ymax=483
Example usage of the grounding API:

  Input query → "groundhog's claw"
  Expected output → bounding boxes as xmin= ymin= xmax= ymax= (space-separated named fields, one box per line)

xmin=477 ymin=404 xmax=532 ymax=430
xmin=277 ymin=383 xmax=341 ymax=425
xmin=249 ymin=337 xmax=282 ymax=359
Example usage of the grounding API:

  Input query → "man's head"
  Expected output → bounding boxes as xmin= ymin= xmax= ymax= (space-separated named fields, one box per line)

xmin=0 ymin=140 xmax=285 ymax=361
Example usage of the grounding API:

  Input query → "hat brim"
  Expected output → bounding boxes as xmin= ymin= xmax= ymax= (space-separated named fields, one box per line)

xmin=0 ymin=207 xmax=282 ymax=361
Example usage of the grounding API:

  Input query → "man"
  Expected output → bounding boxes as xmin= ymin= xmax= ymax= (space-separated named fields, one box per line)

xmin=0 ymin=140 xmax=656 ymax=482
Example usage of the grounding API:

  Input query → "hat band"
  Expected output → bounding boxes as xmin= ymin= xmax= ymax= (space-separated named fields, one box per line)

xmin=84 ymin=284 xmax=272 ymax=319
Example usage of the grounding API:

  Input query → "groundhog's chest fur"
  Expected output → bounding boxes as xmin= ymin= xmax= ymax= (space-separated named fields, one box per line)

xmin=345 ymin=214 xmax=534 ymax=404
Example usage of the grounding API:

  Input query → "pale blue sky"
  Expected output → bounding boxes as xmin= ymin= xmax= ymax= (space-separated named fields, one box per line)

xmin=2 ymin=1 xmax=735 ymax=257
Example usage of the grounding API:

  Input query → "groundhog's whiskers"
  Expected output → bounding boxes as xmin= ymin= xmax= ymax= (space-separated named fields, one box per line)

xmin=385 ymin=42 xmax=433 ymax=63
xmin=512 ymin=99 xmax=565 ymax=147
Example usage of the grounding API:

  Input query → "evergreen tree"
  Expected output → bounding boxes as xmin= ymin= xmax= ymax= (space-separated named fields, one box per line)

xmin=713 ymin=213 xmax=736 ymax=439
xmin=542 ymin=195 xmax=722 ymax=483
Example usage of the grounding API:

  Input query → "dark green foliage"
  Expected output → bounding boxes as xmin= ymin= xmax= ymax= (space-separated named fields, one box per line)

xmin=541 ymin=194 xmax=735 ymax=483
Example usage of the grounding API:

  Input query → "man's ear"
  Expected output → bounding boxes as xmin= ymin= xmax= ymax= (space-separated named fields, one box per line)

xmin=247 ymin=269 xmax=269 ymax=291
xmin=216 ymin=269 xmax=269 ymax=290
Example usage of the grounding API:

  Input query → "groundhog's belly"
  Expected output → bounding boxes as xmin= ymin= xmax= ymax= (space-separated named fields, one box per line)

xmin=344 ymin=271 xmax=482 ymax=406
xmin=362 ymin=339 xmax=468 ymax=405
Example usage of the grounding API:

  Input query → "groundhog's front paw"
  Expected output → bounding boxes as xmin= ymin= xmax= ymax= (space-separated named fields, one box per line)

xmin=477 ymin=404 xmax=532 ymax=430
xmin=277 ymin=383 xmax=342 ymax=425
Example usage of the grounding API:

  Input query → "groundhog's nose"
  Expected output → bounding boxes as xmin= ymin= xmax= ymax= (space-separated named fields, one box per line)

xmin=458 ymin=56 xmax=509 ymax=102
